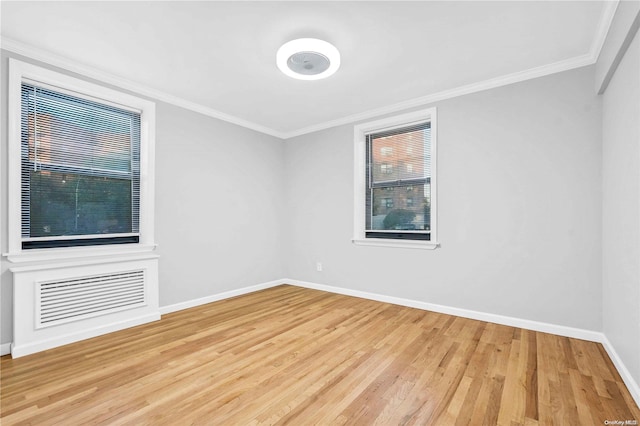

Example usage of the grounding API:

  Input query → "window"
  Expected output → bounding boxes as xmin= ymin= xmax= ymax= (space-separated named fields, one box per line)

xmin=380 ymin=146 xmax=393 ymax=156
xmin=353 ymin=108 xmax=437 ymax=249
xmin=20 ymin=84 xmax=140 ymax=249
xmin=7 ymin=59 xmax=156 ymax=260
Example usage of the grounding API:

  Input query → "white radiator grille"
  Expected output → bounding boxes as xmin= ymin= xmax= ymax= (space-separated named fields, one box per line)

xmin=36 ymin=270 xmax=146 ymax=328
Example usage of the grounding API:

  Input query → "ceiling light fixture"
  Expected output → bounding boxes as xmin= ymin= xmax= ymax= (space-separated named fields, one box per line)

xmin=276 ymin=38 xmax=340 ymax=81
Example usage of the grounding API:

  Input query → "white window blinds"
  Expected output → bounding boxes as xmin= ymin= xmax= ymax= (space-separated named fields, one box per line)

xmin=365 ymin=121 xmax=432 ymax=239
xmin=21 ymin=83 xmax=141 ymax=249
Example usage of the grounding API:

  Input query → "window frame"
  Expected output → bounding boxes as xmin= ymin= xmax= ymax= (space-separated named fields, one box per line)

xmin=353 ymin=108 xmax=438 ymax=250
xmin=6 ymin=59 xmax=156 ymax=262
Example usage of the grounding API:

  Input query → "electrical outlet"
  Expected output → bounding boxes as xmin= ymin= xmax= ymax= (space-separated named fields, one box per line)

xmin=316 ymin=262 xmax=323 ymax=272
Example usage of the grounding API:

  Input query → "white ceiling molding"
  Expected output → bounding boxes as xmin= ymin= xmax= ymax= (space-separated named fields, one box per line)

xmin=280 ymin=52 xmax=595 ymax=139
xmin=0 ymin=38 xmax=287 ymax=139
xmin=596 ymin=0 xmax=637 ymax=93
xmin=1 ymin=1 xmax=617 ymax=140
xmin=590 ymin=0 xmax=620 ymax=62
xmin=280 ymin=0 xmax=619 ymax=139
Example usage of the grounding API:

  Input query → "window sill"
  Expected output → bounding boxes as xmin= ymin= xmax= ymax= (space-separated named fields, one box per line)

xmin=3 ymin=243 xmax=158 ymax=264
xmin=352 ymin=238 xmax=440 ymax=250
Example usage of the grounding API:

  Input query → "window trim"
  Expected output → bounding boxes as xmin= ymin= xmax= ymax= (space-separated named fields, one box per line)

xmin=5 ymin=59 xmax=156 ymax=262
xmin=353 ymin=108 xmax=439 ymax=250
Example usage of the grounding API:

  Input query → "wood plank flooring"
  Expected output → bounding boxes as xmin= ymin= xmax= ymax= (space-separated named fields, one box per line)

xmin=1 ymin=285 xmax=639 ymax=425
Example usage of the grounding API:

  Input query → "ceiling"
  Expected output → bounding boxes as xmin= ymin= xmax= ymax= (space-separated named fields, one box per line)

xmin=1 ymin=1 xmax=614 ymax=139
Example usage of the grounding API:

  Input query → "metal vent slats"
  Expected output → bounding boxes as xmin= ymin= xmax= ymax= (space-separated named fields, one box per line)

xmin=37 ymin=270 xmax=146 ymax=327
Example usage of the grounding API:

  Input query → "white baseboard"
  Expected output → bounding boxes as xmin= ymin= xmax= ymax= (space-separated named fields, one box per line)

xmin=285 ymin=278 xmax=640 ymax=408
xmin=4 ymin=279 xmax=286 ymax=358
xmin=159 ymin=279 xmax=286 ymax=315
xmin=10 ymin=312 xmax=161 ymax=358
xmin=1 ymin=342 xmax=11 ymax=356
xmin=4 ymin=276 xmax=638 ymax=409
xmin=285 ymin=278 xmax=603 ymax=342
xmin=600 ymin=335 xmax=640 ymax=408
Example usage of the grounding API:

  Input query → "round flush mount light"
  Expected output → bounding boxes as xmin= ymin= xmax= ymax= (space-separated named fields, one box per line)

xmin=277 ymin=38 xmax=340 ymax=80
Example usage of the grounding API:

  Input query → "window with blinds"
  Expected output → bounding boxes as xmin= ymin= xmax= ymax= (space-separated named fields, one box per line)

xmin=365 ymin=121 xmax=432 ymax=241
xmin=20 ymin=83 xmax=141 ymax=249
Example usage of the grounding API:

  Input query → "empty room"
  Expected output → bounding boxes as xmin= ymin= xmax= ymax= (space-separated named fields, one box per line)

xmin=1 ymin=0 xmax=639 ymax=424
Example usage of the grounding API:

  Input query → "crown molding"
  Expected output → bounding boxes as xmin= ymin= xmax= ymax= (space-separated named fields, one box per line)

xmin=279 ymin=0 xmax=618 ymax=139
xmin=0 ymin=37 xmax=287 ymax=139
xmin=283 ymin=0 xmax=620 ymax=139
xmin=590 ymin=0 xmax=620 ymax=62
xmin=1 ymin=0 xmax=617 ymax=141
xmin=280 ymin=53 xmax=595 ymax=139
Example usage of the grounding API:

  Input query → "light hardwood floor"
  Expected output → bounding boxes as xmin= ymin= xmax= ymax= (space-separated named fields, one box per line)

xmin=1 ymin=285 xmax=639 ymax=425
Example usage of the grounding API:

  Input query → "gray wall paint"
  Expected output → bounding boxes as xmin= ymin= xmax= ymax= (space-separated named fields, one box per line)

xmin=284 ymin=66 xmax=603 ymax=331
xmin=0 ymin=50 xmax=285 ymax=345
xmin=155 ymin=103 xmax=285 ymax=306
xmin=602 ymin=30 xmax=640 ymax=386
xmin=0 ymin=52 xmax=615 ymax=349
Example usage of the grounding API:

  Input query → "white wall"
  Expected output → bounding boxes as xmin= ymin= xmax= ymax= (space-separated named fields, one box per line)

xmin=0 ymin=51 xmax=286 ymax=346
xmin=284 ymin=66 xmax=603 ymax=331
xmin=602 ymin=29 xmax=640 ymax=388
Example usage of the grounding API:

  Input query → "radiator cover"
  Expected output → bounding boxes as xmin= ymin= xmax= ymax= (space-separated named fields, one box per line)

xmin=11 ymin=254 xmax=159 ymax=358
